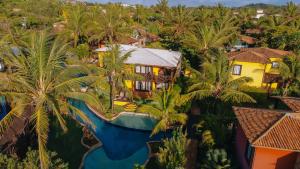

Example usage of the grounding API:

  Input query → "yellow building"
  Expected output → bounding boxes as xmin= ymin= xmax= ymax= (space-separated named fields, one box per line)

xmin=228 ymin=48 xmax=292 ymax=89
xmin=95 ymin=45 xmax=182 ymax=106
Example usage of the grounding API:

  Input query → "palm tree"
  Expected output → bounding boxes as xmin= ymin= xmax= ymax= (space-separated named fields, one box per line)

xmin=155 ymin=0 xmax=170 ymax=26
xmin=0 ymin=31 xmax=101 ymax=169
xmin=279 ymin=54 xmax=300 ymax=96
xmin=86 ymin=4 xmax=131 ymax=44
xmin=184 ymin=50 xmax=255 ymax=104
xmin=183 ymin=13 xmax=237 ymax=54
xmin=285 ymin=1 xmax=298 ymax=18
xmin=168 ymin=5 xmax=196 ymax=38
xmin=100 ymin=44 xmax=139 ymax=113
xmin=63 ymin=4 xmax=87 ymax=47
xmin=138 ymin=86 xmax=187 ymax=136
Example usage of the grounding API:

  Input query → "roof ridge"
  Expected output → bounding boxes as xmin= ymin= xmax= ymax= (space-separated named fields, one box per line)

xmin=143 ymin=48 xmax=176 ymax=66
xmin=233 ymin=106 xmax=290 ymax=113
xmin=253 ymin=113 xmax=287 ymax=145
xmin=231 ymin=50 xmax=269 ymax=61
xmin=250 ymin=51 xmax=269 ymax=59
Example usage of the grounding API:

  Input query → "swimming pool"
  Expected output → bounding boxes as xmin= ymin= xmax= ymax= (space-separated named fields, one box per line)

xmin=0 ymin=96 xmax=8 ymax=120
xmin=70 ymin=100 xmax=165 ymax=169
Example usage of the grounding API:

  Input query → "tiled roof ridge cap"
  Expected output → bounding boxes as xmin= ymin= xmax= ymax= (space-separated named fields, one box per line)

xmin=233 ymin=106 xmax=290 ymax=113
xmin=265 ymin=47 xmax=291 ymax=55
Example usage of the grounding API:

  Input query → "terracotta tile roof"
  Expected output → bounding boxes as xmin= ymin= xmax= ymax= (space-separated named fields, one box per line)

xmin=245 ymin=28 xmax=262 ymax=34
xmin=228 ymin=47 xmax=292 ymax=63
xmin=279 ymin=97 xmax=300 ymax=113
xmin=254 ymin=114 xmax=300 ymax=151
xmin=135 ymin=28 xmax=160 ymax=42
xmin=234 ymin=107 xmax=300 ymax=151
xmin=240 ymin=35 xmax=256 ymax=45
xmin=119 ymin=37 xmax=139 ymax=45
xmin=234 ymin=107 xmax=284 ymax=142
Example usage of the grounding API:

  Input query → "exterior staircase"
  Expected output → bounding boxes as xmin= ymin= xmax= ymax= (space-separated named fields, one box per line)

xmin=124 ymin=103 xmax=137 ymax=112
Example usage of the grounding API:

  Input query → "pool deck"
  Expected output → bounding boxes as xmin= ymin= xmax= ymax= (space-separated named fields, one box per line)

xmin=87 ymin=104 xmax=152 ymax=122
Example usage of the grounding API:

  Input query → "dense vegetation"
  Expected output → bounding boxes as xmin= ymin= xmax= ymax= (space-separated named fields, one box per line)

xmin=0 ymin=0 xmax=299 ymax=169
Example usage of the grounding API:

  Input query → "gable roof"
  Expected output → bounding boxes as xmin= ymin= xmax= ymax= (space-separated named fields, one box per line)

xmin=239 ymin=35 xmax=256 ymax=45
xmin=95 ymin=45 xmax=181 ymax=68
xmin=234 ymin=107 xmax=300 ymax=151
xmin=228 ymin=48 xmax=292 ymax=64
xmin=245 ymin=28 xmax=262 ymax=34
xmin=279 ymin=97 xmax=300 ymax=113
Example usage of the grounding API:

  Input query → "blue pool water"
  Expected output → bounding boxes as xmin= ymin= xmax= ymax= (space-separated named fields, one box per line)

xmin=70 ymin=100 xmax=166 ymax=169
xmin=0 ymin=96 xmax=8 ymax=120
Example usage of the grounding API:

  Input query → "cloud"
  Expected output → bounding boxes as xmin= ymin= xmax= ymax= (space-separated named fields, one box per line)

xmin=87 ymin=0 xmax=300 ymax=7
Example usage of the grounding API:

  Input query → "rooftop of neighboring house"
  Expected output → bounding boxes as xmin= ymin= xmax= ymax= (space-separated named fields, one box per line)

xmin=134 ymin=28 xmax=160 ymax=42
xmin=239 ymin=35 xmax=256 ymax=45
xmin=245 ymin=28 xmax=263 ymax=34
xmin=277 ymin=97 xmax=300 ymax=113
xmin=228 ymin=47 xmax=292 ymax=63
xmin=95 ymin=44 xmax=181 ymax=68
xmin=233 ymin=106 xmax=300 ymax=151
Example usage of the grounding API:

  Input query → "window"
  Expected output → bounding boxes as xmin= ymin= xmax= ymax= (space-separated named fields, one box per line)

xmin=141 ymin=66 xmax=146 ymax=73
xmin=135 ymin=66 xmax=140 ymax=73
xmin=135 ymin=65 xmax=152 ymax=74
xmin=135 ymin=81 xmax=152 ymax=91
xmin=232 ymin=65 xmax=242 ymax=75
xmin=245 ymin=142 xmax=254 ymax=165
xmin=271 ymin=62 xmax=279 ymax=68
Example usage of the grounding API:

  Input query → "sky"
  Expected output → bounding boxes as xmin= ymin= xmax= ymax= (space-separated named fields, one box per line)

xmin=87 ymin=0 xmax=300 ymax=7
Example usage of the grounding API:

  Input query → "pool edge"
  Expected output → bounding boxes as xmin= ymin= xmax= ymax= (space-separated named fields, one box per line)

xmin=78 ymin=104 xmax=156 ymax=169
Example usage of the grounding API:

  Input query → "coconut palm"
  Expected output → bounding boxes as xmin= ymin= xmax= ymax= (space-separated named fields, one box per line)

xmin=63 ymin=4 xmax=88 ymax=47
xmin=183 ymin=13 xmax=237 ymax=54
xmin=155 ymin=0 xmax=170 ymax=26
xmin=279 ymin=54 xmax=300 ymax=96
xmin=138 ymin=86 xmax=187 ymax=136
xmin=100 ymin=44 xmax=139 ymax=113
xmin=86 ymin=4 xmax=131 ymax=44
xmin=0 ymin=31 xmax=101 ymax=169
xmin=168 ymin=5 xmax=196 ymax=38
xmin=184 ymin=50 xmax=255 ymax=104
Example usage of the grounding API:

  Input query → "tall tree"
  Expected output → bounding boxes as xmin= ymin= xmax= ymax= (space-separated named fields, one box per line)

xmin=0 ymin=31 xmax=101 ymax=169
xmin=138 ymin=86 xmax=187 ymax=135
xmin=183 ymin=13 xmax=237 ymax=54
xmin=87 ymin=4 xmax=130 ymax=43
xmin=63 ymin=4 xmax=87 ymax=47
xmin=100 ymin=45 xmax=138 ymax=113
xmin=184 ymin=50 xmax=255 ymax=104
xmin=279 ymin=54 xmax=300 ymax=96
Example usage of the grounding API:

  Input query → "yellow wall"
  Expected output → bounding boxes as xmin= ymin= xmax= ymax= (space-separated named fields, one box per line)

xmin=125 ymin=80 xmax=132 ymax=89
xmin=231 ymin=61 xmax=265 ymax=87
xmin=98 ymin=52 xmax=105 ymax=67
xmin=114 ymin=100 xmax=130 ymax=106
xmin=152 ymin=82 xmax=156 ymax=90
xmin=153 ymin=67 xmax=159 ymax=76
xmin=265 ymin=58 xmax=282 ymax=74
xmin=262 ymin=83 xmax=278 ymax=89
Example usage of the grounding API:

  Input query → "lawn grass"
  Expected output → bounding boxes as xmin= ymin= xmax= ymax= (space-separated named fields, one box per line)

xmin=48 ymin=116 xmax=88 ymax=169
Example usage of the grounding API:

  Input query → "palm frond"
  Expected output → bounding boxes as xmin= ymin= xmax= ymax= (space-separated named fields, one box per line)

xmin=221 ymin=90 xmax=256 ymax=103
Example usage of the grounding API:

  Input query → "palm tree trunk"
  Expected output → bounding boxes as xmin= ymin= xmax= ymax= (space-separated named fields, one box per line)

xmin=74 ymin=34 xmax=78 ymax=48
xmin=109 ymin=76 xmax=115 ymax=114
xmin=283 ymin=80 xmax=291 ymax=97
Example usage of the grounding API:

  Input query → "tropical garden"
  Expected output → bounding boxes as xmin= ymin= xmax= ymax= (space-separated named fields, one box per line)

xmin=0 ymin=0 xmax=299 ymax=169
